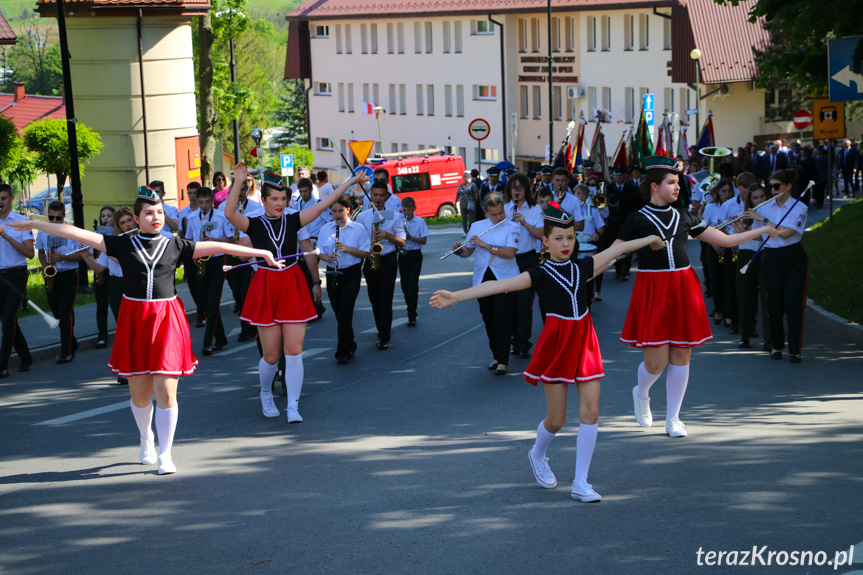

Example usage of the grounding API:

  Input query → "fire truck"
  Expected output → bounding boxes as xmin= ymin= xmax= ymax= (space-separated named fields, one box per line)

xmin=366 ymin=148 xmax=465 ymax=218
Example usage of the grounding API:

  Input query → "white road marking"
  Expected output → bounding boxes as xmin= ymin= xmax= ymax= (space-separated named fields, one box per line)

xmin=362 ymin=318 xmax=408 ymax=334
xmin=34 ymin=393 xmax=184 ymax=426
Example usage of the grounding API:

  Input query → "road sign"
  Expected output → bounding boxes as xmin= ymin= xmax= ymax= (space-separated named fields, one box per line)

xmin=643 ymin=94 xmax=655 ymax=126
xmin=349 ymin=140 xmax=375 ymax=165
xmin=469 ymin=119 xmax=490 ymax=141
xmin=685 ymin=108 xmax=698 ymax=116
xmin=793 ymin=109 xmax=812 ymax=130
xmin=280 ymin=154 xmax=294 ymax=170
xmin=281 ymin=167 xmax=294 ymax=177
xmin=828 ymin=36 xmax=863 ymax=102
xmin=812 ymin=99 xmax=845 ymax=139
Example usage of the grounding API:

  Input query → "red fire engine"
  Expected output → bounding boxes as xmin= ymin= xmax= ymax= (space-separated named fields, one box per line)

xmin=367 ymin=149 xmax=465 ymax=218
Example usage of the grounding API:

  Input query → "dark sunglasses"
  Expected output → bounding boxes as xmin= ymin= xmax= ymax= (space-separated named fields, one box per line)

xmin=48 ymin=215 xmax=63 ymax=222
xmin=769 ymin=182 xmax=783 ymax=190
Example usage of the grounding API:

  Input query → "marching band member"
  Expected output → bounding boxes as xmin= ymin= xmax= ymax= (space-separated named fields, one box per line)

xmin=432 ymin=203 xmax=664 ymax=502
xmin=733 ymin=184 xmax=771 ymax=350
xmin=36 ymin=200 xmax=82 ymax=364
xmin=11 ymin=186 xmax=282 ymax=474
xmin=397 ymin=196 xmax=429 ymax=327
xmin=318 ymin=196 xmax=371 ymax=364
xmin=552 ymin=168 xmax=586 ymax=233
xmin=149 ymin=181 xmax=179 ymax=236
xmin=225 ymin=165 xmax=366 ymax=422
xmin=179 ymin=182 xmax=204 ymax=327
xmin=615 ymin=157 xmax=782 ymax=438
xmin=357 ymin=180 xmax=406 ymax=351
xmin=573 ymin=184 xmax=606 ymax=302
xmin=362 ymin=168 xmax=403 ymax=214
xmin=478 ymin=166 xmax=504 ymax=220
xmin=503 ymin=173 xmax=543 ymax=358
xmin=448 ymin=193 xmax=519 ymax=375
xmin=92 ymin=206 xmax=115 ymax=348
xmin=0 ymin=183 xmax=34 ymax=378
xmin=185 ymin=186 xmax=231 ymax=355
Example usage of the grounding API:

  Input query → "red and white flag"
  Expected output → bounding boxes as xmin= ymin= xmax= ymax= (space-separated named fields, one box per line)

xmin=362 ymin=101 xmax=375 ymax=115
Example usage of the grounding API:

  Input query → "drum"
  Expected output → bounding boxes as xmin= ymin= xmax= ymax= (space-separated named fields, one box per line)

xmin=579 ymin=243 xmax=597 ymax=253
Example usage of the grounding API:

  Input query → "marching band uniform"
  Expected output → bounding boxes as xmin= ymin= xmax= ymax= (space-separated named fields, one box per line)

xmin=36 ymin=232 xmax=82 ymax=362
xmin=357 ymin=207 xmax=406 ymax=349
xmin=318 ymin=219 xmax=370 ymax=362
xmin=397 ymin=212 xmax=429 ymax=326
xmin=504 ymin=198 xmax=543 ymax=356
xmin=0 ymin=209 xmax=33 ymax=376
xmin=221 ymin=198 xmax=264 ymax=340
xmin=185 ymin=206 xmax=231 ymax=353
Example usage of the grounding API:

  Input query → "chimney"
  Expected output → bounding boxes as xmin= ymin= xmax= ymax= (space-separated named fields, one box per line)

xmin=13 ymin=82 xmax=25 ymax=102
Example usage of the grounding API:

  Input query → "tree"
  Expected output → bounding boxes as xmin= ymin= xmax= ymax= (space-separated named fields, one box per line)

xmin=23 ymin=118 xmax=103 ymax=196
xmin=266 ymin=145 xmax=313 ymax=185
xmin=4 ymin=146 xmax=39 ymax=197
xmin=271 ymin=79 xmax=308 ymax=148
xmin=6 ymin=17 xmax=63 ymax=96
xmin=196 ymin=11 xmax=217 ymax=188
xmin=0 ymin=114 xmax=18 ymax=177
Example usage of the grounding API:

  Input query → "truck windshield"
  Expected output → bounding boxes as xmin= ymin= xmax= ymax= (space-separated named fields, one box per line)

xmin=393 ymin=173 xmax=430 ymax=194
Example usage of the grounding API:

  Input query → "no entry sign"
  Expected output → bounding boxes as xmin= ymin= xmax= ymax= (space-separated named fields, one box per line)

xmin=793 ymin=110 xmax=812 ymax=130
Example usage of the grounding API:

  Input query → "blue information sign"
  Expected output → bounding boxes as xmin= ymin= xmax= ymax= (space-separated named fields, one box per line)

xmin=828 ymin=36 xmax=863 ymax=102
xmin=643 ymin=94 xmax=655 ymax=126
xmin=280 ymin=154 xmax=294 ymax=169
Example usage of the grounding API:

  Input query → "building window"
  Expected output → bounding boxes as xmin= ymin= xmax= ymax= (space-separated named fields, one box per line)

xmin=445 ymin=84 xmax=453 ymax=117
xmin=361 ymin=23 xmax=368 ymax=54
xmin=587 ymin=16 xmax=596 ymax=52
xmin=388 ymin=84 xmax=396 ymax=113
xmin=472 ymin=20 xmax=494 ymax=35
xmin=345 ymin=24 xmax=352 ymax=54
xmin=680 ymin=88 xmax=692 ymax=121
xmin=425 ymin=22 xmax=433 ymax=53
xmin=639 ymin=87 xmax=649 ymax=105
xmin=443 ymin=21 xmax=451 ymax=53
xmin=456 ymin=84 xmax=465 ymax=117
xmin=399 ymin=84 xmax=407 ymax=115
xmin=624 ymin=14 xmax=634 ymax=51
xmin=588 ymin=87 xmax=597 ymax=116
xmin=565 ymin=17 xmax=574 ymax=52
xmin=416 ymin=84 xmax=424 ymax=115
xmin=338 ymin=83 xmax=345 ymax=112
xmin=414 ymin=22 xmax=422 ymax=54
xmin=602 ymin=87 xmax=611 ymax=115
xmin=454 ymin=21 xmax=463 ymax=53
xmin=363 ymin=83 xmax=370 ymax=104
xmin=402 ymin=143 xmax=409 ymax=152
xmin=335 ymin=24 xmax=342 ymax=54
xmin=554 ymin=86 xmax=562 ymax=120
xmin=476 ymin=148 xmax=498 ymax=162
xmin=458 ymin=146 xmax=467 ymax=160
xmin=316 ymin=137 xmax=333 ymax=150
xmin=398 ymin=23 xmax=405 ymax=53
xmin=371 ymin=23 xmax=378 ymax=54
xmin=427 ymin=85 xmax=435 ymax=116
xmin=520 ymin=85 xmax=529 ymax=118
xmin=387 ymin=23 xmax=394 ymax=54
xmin=625 ymin=87 xmax=634 ymax=123
xmin=518 ymin=19 xmax=527 ymax=52
xmin=663 ymin=17 xmax=672 ymax=50
xmin=474 ymin=85 xmax=497 ymax=100
xmin=639 ymin=14 xmax=649 ymax=50
xmin=373 ymin=83 xmax=380 ymax=106
xmin=391 ymin=143 xmax=399 ymax=153
xmin=601 ymin=16 xmax=611 ymax=51
xmin=566 ymin=87 xmax=575 ymax=121
xmin=532 ymin=85 xmax=541 ymax=119
xmin=552 ymin=17 xmax=560 ymax=52
xmin=531 ymin=18 xmax=541 ymax=52
xmin=317 ymin=82 xmax=331 ymax=95
xmin=664 ymin=87 xmax=674 ymax=114
xmin=313 ymin=25 xmax=329 ymax=38
xmin=348 ymin=83 xmax=355 ymax=113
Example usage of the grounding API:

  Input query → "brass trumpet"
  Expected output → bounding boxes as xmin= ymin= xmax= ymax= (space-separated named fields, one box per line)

xmin=592 ymin=182 xmax=608 ymax=210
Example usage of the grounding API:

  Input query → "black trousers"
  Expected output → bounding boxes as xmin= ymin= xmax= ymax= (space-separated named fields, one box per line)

xmin=327 ymin=263 xmax=362 ymax=359
xmin=397 ymin=250 xmax=423 ymax=322
xmin=47 ymin=269 xmax=78 ymax=356
xmin=723 ymin=248 xmax=738 ymax=324
xmin=736 ymin=249 xmax=769 ymax=345
xmin=700 ymin=242 xmax=712 ymax=291
xmin=196 ymin=255 xmax=227 ymax=348
xmin=478 ymin=268 xmax=516 ymax=365
xmin=183 ymin=259 xmax=203 ymax=323
xmin=363 ymin=252 xmax=398 ymax=343
xmin=108 ymin=276 xmax=124 ymax=321
xmin=511 ymin=251 xmax=537 ymax=352
xmin=707 ymin=247 xmax=730 ymax=318
xmin=0 ymin=268 xmax=32 ymax=370
xmin=763 ymin=244 xmax=808 ymax=355
xmin=298 ymin=258 xmax=326 ymax=318
xmin=93 ymin=271 xmax=109 ymax=341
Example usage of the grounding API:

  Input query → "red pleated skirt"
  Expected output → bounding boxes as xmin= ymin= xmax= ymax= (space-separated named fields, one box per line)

xmin=523 ymin=315 xmax=605 ymax=385
xmin=108 ymin=296 xmax=198 ymax=377
xmin=620 ymin=267 xmax=713 ymax=348
xmin=240 ymin=264 xmax=318 ymax=326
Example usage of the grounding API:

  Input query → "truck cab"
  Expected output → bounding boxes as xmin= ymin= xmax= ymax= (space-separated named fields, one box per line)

xmin=367 ymin=150 xmax=465 ymax=218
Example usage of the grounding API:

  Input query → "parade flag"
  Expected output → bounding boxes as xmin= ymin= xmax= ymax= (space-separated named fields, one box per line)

xmin=626 ymin=128 xmax=638 ymax=167
xmin=570 ymin=114 xmax=586 ymax=171
xmin=361 ymin=101 xmax=375 ymax=115
xmin=633 ymin=106 xmax=654 ymax=163
xmin=664 ymin=117 xmax=674 ymax=157
xmin=588 ymin=122 xmax=610 ymax=182
xmin=655 ymin=123 xmax=667 ymax=157
xmin=677 ymin=128 xmax=690 ymax=160
xmin=695 ymin=113 xmax=715 ymax=150
xmin=249 ymin=146 xmax=258 ymax=158
xmin=611 ymin=132 xmax=628 ymax=167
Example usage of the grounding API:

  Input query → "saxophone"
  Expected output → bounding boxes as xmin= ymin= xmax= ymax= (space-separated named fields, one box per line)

xmin=196 ymin=227 xmax=210 ymax=277
xmin=370 ymin=220 xmax=383 ymax=271
xmin=44 ymin=247 xmax=57 ymax=291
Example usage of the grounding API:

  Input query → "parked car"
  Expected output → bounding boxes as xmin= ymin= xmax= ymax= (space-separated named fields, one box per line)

xmin=16 ymin=185 xmax=72 ymax=217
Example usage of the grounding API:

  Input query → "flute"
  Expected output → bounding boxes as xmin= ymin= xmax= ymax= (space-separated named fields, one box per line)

xmin=441 ymin=218 xmax=510 ymax=260
xmin=221 ymin=249 xmax=320 ymax=272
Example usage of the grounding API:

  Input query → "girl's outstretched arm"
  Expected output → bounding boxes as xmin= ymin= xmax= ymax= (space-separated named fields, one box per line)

xmin=430 ymin=272 xmax=532 ymax=308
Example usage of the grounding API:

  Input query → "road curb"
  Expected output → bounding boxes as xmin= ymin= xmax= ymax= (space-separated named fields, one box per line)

xmin=806 ymin=298 xmax=863 ymax=348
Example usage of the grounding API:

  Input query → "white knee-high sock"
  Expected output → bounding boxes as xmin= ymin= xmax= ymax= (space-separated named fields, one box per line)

xmin=284 ymin=354 xmax=304 ymax=410
xmin=259 ymin=358 xmax=279 ymax=395
xmin=130 ymin=400 xmax=154 ymax=441
xmin=532 ymin=420 xmax=556 ymax=459
xmin=575 ymin=423 xmax=598 ymax=483
xmin=155 ymin=406 xmax=179 ymax=456
xmin=637 ymin=362 xmax=662 ymax=400
xmin=666 ymin=364 xmax=690 ymax=421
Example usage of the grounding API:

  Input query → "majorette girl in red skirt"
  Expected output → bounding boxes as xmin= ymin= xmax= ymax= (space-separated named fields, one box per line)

xmin=12 ymin=186 xmax=283 ymax=475
xmin=224 ymin=164 xmax=368 ymax=424
xmin=614 ymin=156 xmax=782 ymax=439
xmin=431 ymin=201 xmax=663 ymax=503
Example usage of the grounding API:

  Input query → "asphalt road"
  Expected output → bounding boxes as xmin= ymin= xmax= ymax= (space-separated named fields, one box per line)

xmin=1 ymin=226 xmax=862 ymax=575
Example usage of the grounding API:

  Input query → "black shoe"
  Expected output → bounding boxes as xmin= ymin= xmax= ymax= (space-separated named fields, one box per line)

xmin=201 ymin=346 xmax=213 ymax=356
xmin=407 ymin=319 xmax=417 ymax=327
xmin=348 ymin=350 xmax=356 ymax=359
xmin=713 ymin=317 xmax=723 ymax=325
xmin=0 ymin=369 xmax=8 ymax=379
xmin=621 ymin=274 xmax=630 ymax=281
xmin=495 ymin=365 xmax=507 ymax=376
xmin=488 ymin=360 xmax=499 ymax=370
xmin=115 ymin=377 xmax=129 ymax=385
xmin=195 ymin=320 xmax=206 ymax=328
xmin=18 ymin=359 xmax=31 ymax=373
xmin=237 ymin=332 xmax=250 ymax=343
xmin=762 ymin=342 xmax=772 ymax=352
xmin=594 ymin=296 xmax=602 ymax=302
xmin=738 ymin=340 xmax=750 ymax=349
xmin=95 ymin=340 xmax=108 ymax=349
xmin=770 ymin=350 xmax=782 ymax=360
xmin=729 ymin=325 xmax=740 ymax=335
xmin=789 ymin=354 xmax=802 ymax=364
xmin=72 ymin=339 xmax=79 ymax=353
xmin=377 ymin=340 xmax=389 ymax=350
xmin=56 ymin=354 xmax=74 ymax=364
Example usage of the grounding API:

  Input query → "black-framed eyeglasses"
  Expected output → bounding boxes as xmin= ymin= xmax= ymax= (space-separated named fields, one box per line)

xmin=770 ymin=182 xmax=783 ymax=190
xmin=48 ymin=215 xmax=63 ymax=222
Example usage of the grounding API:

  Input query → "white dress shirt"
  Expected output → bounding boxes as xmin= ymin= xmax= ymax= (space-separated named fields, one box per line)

xmin=357 ymin=207 xmax=406 ymax=257
xmin=35 ymin=232 xmax=81 ymax=272
xmin=403 ymin=216 xmax=429 ymax=251
xmin=318 ymin=220 xmax=371 ymax=268
xmin=465 ymin=219 xmax=520 ymax=287
xmin=0 ymin=211 xmax=35 ymax=268
xmin=504 ymin=200 xmax=543 ymax=253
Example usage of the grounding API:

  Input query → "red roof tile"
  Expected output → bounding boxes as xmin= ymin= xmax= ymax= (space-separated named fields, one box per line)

xmin=0 ymin=11 xmax=17 ymax=45
xmin=0 ymin=93 xmax=66 ymax=132
xmin=287 ymin=0 xmax=677 ymax=20
xmin=36 ymin=0 xmax=208 ymax=5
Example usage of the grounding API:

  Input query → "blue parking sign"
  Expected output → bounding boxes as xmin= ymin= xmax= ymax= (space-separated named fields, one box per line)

xmin=280 ymin=154 xmax=294 ymax=169
xmin=645 ymin=110 xmax=654 ymax=126
xmin=643 ymin=94 xmax=655 ymax=126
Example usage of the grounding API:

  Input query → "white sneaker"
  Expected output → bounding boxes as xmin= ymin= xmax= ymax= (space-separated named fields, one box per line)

xmin=571 ymin=479 xmax=602 ymax=502
xmin=666 ymin=418 xmax=687 ymax=437
xmin=139 ymin=438 xmax=157 ymax=465
xmin=528 ymin=448 xmax=557 ymax=489
xmin=260 ymin=392 xmax=280 ymax=418
xmin=632 ymin=386 xmax=653 ymax=427
xmin=158 ymin=454 xmax=176 ymax=475
xmin=287 ymin=406 xmax=303 ymax=423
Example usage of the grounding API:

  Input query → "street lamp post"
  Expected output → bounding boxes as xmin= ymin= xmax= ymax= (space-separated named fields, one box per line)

xmin=373 ymin=105 xmax=384 ymax=153
xmin=230 ymin=37 xmax=240 ymax=162
xmin=690 ymin=48 xmax=702 ymax=134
